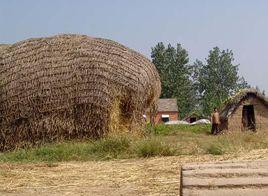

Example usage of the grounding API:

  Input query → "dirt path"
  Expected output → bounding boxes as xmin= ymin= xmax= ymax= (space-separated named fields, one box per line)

xmin=0 ymin=149 xmax=268 ymax=196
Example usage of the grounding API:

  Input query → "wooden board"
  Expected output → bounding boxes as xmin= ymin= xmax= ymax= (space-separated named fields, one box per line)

xmin=181 ymin=160 xmax=268 ymax=196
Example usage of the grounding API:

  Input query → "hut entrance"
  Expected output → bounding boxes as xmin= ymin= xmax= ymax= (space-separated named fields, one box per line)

xmin=242 ymin=105 xmax=256 ymax=131
xmin=189 ymin=117 xmax=197 ymax=123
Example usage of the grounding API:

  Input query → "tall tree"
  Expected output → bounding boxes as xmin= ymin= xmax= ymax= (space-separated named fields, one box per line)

xmin=196 ymin=47 xmax=249 ymax=116
xmin=151 ymin=43 xmax=197 ymax=117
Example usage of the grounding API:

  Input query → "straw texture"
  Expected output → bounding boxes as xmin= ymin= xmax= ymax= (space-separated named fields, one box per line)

xmin=0 ymin=34 xmax=161 ymax=151
xmin=0 ymin=44 xmax=9 ymax=54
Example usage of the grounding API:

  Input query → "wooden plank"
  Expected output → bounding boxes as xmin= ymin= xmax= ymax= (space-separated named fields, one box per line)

xmin=182 ymin=160 xmax=268 ymax=170
xmin=183 ymin=187 xmax=268 ymax=196
xmin=181 ymin=160 xmax=268 ymax=196
xmin=183 ymin=176 xmax=268 ymax=188
xmin=183 ymin=168 xmax=268 ymax=178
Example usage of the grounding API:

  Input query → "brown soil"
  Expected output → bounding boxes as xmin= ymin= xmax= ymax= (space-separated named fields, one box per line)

xmin=0 ymin=149 xmax=268 ymax=196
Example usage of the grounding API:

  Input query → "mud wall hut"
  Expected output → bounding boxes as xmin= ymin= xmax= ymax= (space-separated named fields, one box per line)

xmin=184 ymin=112 xmax=202 ymax=123
xmin=0 ymin=34 xmax=161 ymax=151
xmin=220 ymin=89 xmax=268 ymax=132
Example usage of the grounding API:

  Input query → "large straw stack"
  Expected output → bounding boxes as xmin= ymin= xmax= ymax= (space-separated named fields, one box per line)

xmin=0 ymin=34 xmax=161 ymax=151
xmin=0 ymin=44 xmax=9 ymax=52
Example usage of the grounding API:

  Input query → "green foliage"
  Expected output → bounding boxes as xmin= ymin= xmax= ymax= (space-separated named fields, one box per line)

xmin=194 ymin=47 xmax=249 ymax=115
xmin=151 ymin=44 xmax=249 ymax=117
xmin=135 ymin=138 xmax=175 ymax=157
xmin=151 ymin=43 xmax=197 ymax=118
xmin=152 ymin=124 xmax=210 ymax=135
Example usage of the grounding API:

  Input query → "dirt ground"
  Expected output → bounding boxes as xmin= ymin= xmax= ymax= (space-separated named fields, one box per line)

xmin=0 ymin=149 xmax=268 ymax=196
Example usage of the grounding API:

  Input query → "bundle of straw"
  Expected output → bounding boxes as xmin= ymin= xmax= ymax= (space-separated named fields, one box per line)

xmin=0 ymin=34 xmax=161 ymax=151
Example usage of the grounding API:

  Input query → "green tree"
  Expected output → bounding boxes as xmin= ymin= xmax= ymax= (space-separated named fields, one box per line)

xmin=151 ymin=43 xmax=197 ymax=117
xmin=196 ymin=47 xmax=249 ymax=116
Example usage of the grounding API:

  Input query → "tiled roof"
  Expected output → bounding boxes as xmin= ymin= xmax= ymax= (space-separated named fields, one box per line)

xmin=157 ymin=98 xmax=178 ymax=112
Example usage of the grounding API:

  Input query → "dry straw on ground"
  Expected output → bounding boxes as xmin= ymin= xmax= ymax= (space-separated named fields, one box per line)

xmin=1 ymin=149 xmax=267 ymax=195
xmin=0 ymin=34 xmax=161 ymax=151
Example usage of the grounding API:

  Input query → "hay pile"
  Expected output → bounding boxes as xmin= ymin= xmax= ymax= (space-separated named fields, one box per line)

xmin=0 ymin=44 xmax=9 ymax=53
xmin=0 ymin=34 xmax=161 ymax=151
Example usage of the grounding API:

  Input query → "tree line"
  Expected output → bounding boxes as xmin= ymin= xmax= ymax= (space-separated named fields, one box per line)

xmin=151 ymin=43 xmax=249 ymax=118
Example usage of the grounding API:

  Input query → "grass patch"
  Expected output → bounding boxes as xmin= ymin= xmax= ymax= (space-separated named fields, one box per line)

xmin=206 ymin=143 xmax=226 ymax=155
xmin=88 ymin=136 xmax=131 ymax=160
xmin=0 ymin=125 xmax=268 ymax=163
xmin=0 ymin=136 xmax=133 ymax=162
xmin=135 ymin=138 xmax=175 ymax=157
xmin=153 ymin=124 xmax=210 ymax=135
xmin=0 ymin=142 xmax=92 ymax=163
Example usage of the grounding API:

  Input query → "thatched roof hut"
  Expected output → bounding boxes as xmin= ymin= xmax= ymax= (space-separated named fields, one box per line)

xmin=0 ymin=34 xmax=161 ymax=151
xmin=219 ymin=88 xmax=268 ymax=132
xmin=184 ymin=112 xmax=203 ymax=123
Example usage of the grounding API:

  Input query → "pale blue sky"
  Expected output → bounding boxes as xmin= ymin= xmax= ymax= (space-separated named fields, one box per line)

xmin=0 ymin=0 xmax=267 ymax=92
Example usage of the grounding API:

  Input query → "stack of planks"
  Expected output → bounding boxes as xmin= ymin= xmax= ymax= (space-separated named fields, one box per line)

xmin=181 ymin=160 xmax=268 ymax=196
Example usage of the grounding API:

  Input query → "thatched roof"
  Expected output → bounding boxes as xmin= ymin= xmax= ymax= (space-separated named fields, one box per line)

xmin=0 ymin=34 xmax=161 ymax=151
xmin=220 ymin=88 xmax=268 ymax=119
xmin=184 ymin=111 xmax=202 ymax=120
xmin=157 ymin=98 xmax=178 ymax=112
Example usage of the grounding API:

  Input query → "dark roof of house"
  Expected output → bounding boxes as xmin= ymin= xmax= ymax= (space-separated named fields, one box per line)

xmin=157 ymin=98 xmax=178 ymax=112
xmin=220 ymin=88 xmax=268 ymax=119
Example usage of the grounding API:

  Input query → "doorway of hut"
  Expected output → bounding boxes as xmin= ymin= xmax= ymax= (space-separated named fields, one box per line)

xmin=189 ymin=117 xmax=197 ymax=123
xmin=242 ymin=105 xmax=256 ymax=131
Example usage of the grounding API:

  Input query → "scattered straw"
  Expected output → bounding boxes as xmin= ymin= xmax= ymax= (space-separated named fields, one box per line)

xmin=0 ymin=149 xmax=267 ymax=195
